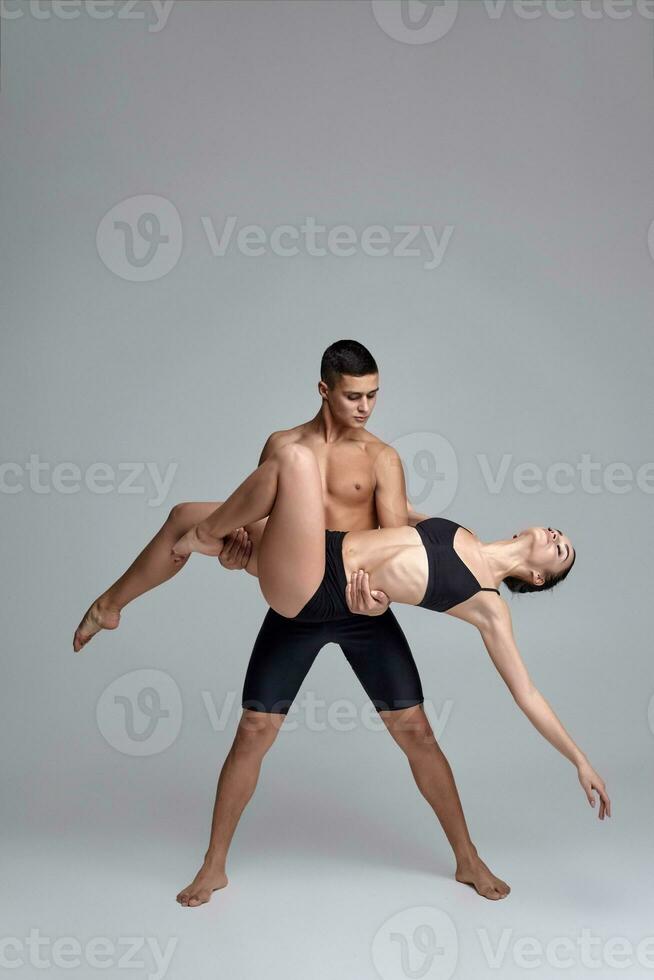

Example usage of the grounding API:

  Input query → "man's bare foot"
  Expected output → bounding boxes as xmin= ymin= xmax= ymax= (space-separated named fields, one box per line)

xmin=73 ymin=599 xmax=121 ymax=652
xmin=176 ymin=860 xmax=228 ymax=908
xmin=455 ymin=853 xmax=511 ymax=901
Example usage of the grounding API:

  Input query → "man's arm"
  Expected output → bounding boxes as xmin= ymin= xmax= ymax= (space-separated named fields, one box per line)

xmin=345 ymin=445 xmax=408 ymax=616
xmin=373 ymin=445 xmax=409 ymax=528
xmin=373 ymin=446 xmax=429 ymax=526
xmin=406 ymin=498 xmax=430 ymax=527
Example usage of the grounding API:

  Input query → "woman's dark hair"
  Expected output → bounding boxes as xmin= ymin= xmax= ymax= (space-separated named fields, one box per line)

xmin=504 ymin=549 xmax=576 ymax=594
xmin=320 ymin=340 xmax=378 ymax=389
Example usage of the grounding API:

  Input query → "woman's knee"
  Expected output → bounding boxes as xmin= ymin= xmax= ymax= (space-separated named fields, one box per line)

xmin=271 ymin=442 xmax=315 ymax=472
xmin=166 ymin=501 xmax=194 ymax=529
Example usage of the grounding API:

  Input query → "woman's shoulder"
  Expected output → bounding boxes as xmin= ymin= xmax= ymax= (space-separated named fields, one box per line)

xmin=419 ymin=516 xmax=479 ymax=540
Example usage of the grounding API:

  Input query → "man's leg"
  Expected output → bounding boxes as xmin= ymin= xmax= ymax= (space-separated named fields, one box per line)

xmin=338 ymin=610 xmax=510 ymax=900
xmin=176 ymin=708 xmax=282 ymax=907
xmin=177 ymin=609 xmax=327 ymax=907
xmin=380 ymin=705 xmax=509 ymax=900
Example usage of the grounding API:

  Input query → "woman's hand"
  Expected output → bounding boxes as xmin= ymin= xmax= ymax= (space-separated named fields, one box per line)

xmin=171 ymin=525 xmax=224 ymax=564
xmin=346 ymin=570 xmax=390 ymax=617
xmin=577 ymin=761 xmax=611 ymax=819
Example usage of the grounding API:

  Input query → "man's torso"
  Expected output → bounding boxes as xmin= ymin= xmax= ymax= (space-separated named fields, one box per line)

xmin=270 ymin=422 xmax=391 ymax=531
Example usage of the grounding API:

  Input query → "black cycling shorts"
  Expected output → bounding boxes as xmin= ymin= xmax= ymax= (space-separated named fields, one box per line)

xmin=242 ymin=607 xmax=424 ymax=715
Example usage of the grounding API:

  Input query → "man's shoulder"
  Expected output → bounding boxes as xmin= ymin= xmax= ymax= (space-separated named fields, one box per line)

xmin=360 ymin=431 xmax=401 ymax=464
xmin=266 ymin=423 xmax=308 ymax=446
xmin=259 ymin=423 xmax=309 ymax=458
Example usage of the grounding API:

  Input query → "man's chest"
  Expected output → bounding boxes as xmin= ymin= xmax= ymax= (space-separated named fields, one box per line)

xmin=310 ymin=444 xmax=376 ymax=506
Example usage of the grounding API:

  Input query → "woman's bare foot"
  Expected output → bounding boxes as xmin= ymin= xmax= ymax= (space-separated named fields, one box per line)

xmin=455 ymin=852 xmax=511 ymax=900
xmin=73 ymin=599 xmax=121 ymax=652
xmin=176 ymin=858 xmax=228 ymax=908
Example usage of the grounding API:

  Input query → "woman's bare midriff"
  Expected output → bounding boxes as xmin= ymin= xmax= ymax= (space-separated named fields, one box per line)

xmin=342 ymin=526 xmax=428 ymax=606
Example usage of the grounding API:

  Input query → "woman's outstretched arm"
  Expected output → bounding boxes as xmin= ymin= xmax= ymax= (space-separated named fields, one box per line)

xmin=476 ymin=600 xmax=611 ymax=819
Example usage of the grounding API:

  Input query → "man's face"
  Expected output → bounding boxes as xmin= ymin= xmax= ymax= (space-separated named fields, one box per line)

xmin=322 ymin=373 xmax=379 ymax=428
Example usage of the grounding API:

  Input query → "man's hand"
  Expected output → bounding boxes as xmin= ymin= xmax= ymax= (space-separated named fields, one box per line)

xmin=345 ymin=570 xmax=390 ymax=616
xmin=218 ymin=527 xmax=252 ymax=571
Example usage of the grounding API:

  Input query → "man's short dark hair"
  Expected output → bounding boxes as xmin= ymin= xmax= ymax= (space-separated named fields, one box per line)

xmin=320 ymin=340 xmax=378 ymax=389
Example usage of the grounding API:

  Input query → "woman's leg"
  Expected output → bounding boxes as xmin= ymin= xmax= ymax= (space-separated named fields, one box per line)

xmin=73 ymin=501 xmax=225 ymax=651
xmin=188 ymin=444 xmax=326 ymax=618
xmin=75 ymin=443 xmax=326 ymax=649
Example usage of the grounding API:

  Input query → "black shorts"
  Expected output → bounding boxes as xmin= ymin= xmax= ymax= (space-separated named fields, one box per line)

xmin=242 ymin=607 xmax=424 ymax=715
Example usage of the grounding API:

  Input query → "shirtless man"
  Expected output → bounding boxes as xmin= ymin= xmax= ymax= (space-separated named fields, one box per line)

xmin=74 ymin=340 xmax=509 ymax=903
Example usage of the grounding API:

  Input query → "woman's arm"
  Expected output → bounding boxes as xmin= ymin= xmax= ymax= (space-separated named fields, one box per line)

xmin=477 ymin=600 xmax=611 ymax=819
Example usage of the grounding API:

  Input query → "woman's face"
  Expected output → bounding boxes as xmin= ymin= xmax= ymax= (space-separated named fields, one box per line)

xmin=513 ymin=526 xmax=575 ymax=586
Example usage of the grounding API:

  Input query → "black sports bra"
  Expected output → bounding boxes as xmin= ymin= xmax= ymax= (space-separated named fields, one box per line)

xmin=414 ymin=517 xmax=500 ymax=612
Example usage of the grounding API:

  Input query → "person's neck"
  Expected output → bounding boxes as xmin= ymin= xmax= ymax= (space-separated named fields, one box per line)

xmin=307 ymin=404 xmax=358 ymax=444
xmin=480 ymin=536 xmax=532 ymax=584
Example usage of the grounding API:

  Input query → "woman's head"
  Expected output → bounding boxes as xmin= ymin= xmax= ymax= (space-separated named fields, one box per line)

xmin=504 ymin=526 xmax=576 ymax=594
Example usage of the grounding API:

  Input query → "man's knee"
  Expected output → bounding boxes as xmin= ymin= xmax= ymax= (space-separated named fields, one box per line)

xmin=384 ymin=710 xmax=439 ymax=755
xmin=399 ymin=723 xmax=439 ymax=756
xmin=231 ymin=712 xmax=282 ymax=757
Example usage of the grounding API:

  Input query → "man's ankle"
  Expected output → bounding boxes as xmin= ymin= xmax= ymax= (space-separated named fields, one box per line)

xmin=454 ymin=843 xmax=479 ymax=868
xmin=203 ymin=849 xmax=227 ymax=869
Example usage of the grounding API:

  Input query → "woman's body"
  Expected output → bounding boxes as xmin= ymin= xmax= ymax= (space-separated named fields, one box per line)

xmin=170 ymin=443 xmax=610 ymax=819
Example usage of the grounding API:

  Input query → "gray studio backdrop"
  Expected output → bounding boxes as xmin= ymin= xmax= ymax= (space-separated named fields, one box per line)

xmin=2 ymin=2 xmax=653 ymax=979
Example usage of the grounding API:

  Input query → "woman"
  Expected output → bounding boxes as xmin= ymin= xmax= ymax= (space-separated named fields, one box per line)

xmin=166 ymin=443 xmax=610 ymax=820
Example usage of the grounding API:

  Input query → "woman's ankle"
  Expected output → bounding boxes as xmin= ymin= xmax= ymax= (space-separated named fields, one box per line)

xmin=97 ymin=593 xmax=122 ymax=614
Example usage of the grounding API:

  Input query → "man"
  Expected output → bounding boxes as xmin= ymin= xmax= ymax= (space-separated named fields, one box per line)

xmin=176 ymin=340 xmax=509 ymax=905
